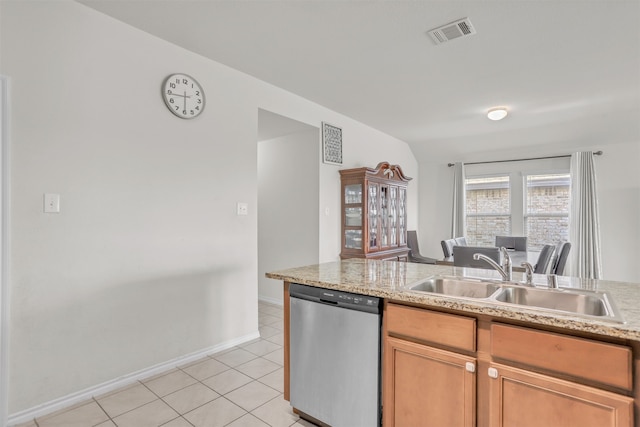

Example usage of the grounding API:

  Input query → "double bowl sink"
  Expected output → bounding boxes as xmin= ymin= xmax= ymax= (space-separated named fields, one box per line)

xmin=405 ymin=276 xmax=625 ymax=323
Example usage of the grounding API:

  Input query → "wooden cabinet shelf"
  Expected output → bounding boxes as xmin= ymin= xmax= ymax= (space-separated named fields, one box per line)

xmin=339 ymin=162 xmax=411 ymax=261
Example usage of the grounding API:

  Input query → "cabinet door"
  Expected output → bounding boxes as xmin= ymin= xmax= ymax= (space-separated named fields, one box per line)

xmin=379 ymin=184 xmax=390 ymax=248
xmin=384 ymin=337 xmax=476 ymax=427
xmin=488 ymin=363 xmax=633 ymax=427
xmin=367 ymin=183 xmax=379 ymax=250
xmin=398 ymin=187 xmax=407 ymax=246
xmin=389 ymin=185 xmax=398 ymax=246
xmin=343 ymin=183 xmax=363 ymax=252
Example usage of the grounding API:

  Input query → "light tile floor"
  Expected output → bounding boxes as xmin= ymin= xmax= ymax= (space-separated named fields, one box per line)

xmin=13 ymin=302 xmax=316 ymax=427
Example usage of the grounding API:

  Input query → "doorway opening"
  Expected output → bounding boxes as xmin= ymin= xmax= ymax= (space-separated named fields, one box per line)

xmin=257 ymin=109 xmax=319 ymax=305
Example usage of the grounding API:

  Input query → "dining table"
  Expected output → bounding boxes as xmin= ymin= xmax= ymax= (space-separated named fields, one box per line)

xmin=436 ymin=249 xmax=540 ymax=273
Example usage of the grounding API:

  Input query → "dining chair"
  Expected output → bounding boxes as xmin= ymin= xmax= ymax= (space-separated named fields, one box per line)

xmin=495 ymin=236 xmax=528 ymax=251
xmin=454 ymin=236 xmax=467 ymax=246
xmin=453 ymin=246 xmax=501 ymax=269
xmin=552 ymin=242 xmax=571 ymax=275
xmin=440 ymin=239 xmax=455 ymax=258
xmin=534 ymin=244 xmax=556 ymax=274
xmin=407 ymin=231 xmax=437 ymax=264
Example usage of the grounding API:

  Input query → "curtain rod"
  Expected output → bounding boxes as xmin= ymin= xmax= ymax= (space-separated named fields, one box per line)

xmin=447 ymin=151 xmax=603 ymax=167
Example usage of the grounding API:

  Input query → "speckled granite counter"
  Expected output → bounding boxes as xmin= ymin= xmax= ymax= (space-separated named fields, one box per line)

xmin=266 ymin=258 xmax=640 ymax=341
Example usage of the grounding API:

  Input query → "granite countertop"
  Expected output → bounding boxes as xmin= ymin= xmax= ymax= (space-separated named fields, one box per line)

xmin=266 ymin=258 xmax=640 ymax=341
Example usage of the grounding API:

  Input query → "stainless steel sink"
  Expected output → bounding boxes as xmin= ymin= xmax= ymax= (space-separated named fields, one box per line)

xmin=494 ymin=286 xmax=624 ymax=322
xmin=404 ymin=275 xmax=625 ymax=323
xmin=408 ymin=277 xmax=501 ymax=299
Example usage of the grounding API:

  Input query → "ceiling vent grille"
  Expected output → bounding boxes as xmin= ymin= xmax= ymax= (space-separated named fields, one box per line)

xmin=428 ymin=18 xmax=476 ymax=45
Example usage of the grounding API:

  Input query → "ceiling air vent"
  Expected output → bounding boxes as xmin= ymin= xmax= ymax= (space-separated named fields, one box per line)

xmin=428 ymin=18 xmax=476 ymax=45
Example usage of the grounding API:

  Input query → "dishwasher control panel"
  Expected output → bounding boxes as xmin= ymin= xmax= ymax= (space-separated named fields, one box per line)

xmin=290 ymin=283 xmax=381 ymax=314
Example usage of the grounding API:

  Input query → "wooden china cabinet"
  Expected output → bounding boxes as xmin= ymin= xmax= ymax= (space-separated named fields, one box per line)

xmin=339 ymin=162 xmax=411 ymax=261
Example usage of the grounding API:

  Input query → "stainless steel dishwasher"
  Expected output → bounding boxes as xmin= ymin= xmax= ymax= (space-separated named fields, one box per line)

xmin=289 ymin=283 xmax=382 ymax=427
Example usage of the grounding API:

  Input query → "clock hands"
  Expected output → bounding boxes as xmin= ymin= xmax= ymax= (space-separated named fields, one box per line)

xmin=168 ymin=92 xmax=191 ymax=99
xmin=164 ymin=74 xmax=204 ymax=119
xmin=167 ymin=91 xmax=193 ymax=115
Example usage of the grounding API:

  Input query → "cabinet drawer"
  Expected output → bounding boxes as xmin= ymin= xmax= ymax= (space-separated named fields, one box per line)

xmin=386 ymin=303 xmax=476 ymax=352
xmin=491 ymin=323 xmax=632 ymax=391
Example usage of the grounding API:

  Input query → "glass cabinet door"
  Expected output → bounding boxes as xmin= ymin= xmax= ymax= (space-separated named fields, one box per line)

xmin=344 ymin=229 xmax=362 ymax=249
xmin=390 ymin=186 xmax=398 ymax=246
xmin=399 ymin=188 xmax=407 ymax=245
xmin=380 ymin=185 xmax=389 ymax=247
xmin=344 ymin=184 xmax=363 ymax=251
xmin=368 ymin=184 xmax=378 ymax=249
xmin=345 ymin=207 xmax=362 ymax=227
xmin=344 ymin=184 xmax=362 ymax=204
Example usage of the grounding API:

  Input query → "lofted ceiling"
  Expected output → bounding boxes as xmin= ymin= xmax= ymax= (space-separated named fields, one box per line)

xmin=78 ymin=0 xmax=640 ymax=163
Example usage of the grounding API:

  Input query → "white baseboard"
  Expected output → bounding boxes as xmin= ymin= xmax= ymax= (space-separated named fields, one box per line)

xmin=7 ymin=331 xmax=260 ymax=426
xmin=258 ymin=295 xmax=283 ymax=306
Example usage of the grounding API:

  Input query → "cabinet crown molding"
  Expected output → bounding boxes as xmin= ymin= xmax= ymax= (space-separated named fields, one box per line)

xmin=339 ymin=161 xmax=412 ymax=183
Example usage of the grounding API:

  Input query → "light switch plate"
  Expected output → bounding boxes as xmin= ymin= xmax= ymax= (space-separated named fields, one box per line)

xmin=237 ymin=202 xmax=248 ymax=216
xmin=44 ymin=193 xmax=60 ymax=213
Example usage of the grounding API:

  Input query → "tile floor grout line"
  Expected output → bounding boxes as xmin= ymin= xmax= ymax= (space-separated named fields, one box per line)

xmin=255 ymin=378 xmax=284 ymax=395
xmin=218 ymin=395 xmax=250 ymax=427
xmin=203 ymin=366 xmax=259 ymax=397
xmin=248 ymin=393 xmax=296 ymax=427
xmin=158 ymin=414 xmax=196 ymax=427
xmin=157 ymin=378 xmax=222 ymax=421
xmin=91 ymin=396 xmax=115 ymax=426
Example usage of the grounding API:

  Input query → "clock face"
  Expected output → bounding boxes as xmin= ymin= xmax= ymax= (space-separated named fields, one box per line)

xmin=162 ymin=73 xmax=205 ymax=119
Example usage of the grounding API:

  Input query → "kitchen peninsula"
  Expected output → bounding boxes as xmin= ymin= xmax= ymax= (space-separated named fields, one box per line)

xmin=266 ymin=259 xmax=640 ymax=427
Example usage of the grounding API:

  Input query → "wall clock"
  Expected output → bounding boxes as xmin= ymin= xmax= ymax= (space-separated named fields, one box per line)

xmin=162 ymin=73 xmax=205 ymax=119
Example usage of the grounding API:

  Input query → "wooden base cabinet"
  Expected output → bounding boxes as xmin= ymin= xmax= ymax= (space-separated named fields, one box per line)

xmin=384 ymin=303 xmax=477 ymax=427
xmin=488 ymin=362 xmax=633 ymax=427
xmin=383 ymin=303 xmax=635 ymax=427
xmin=384 ymin=337 xmax=476 ymax=427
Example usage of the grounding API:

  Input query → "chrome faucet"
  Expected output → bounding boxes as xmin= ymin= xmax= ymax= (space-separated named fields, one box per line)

xmin=473 ymin=247 xmax=512 ymax=282
xmin=520 ymin=262 xmax=535 ymax=286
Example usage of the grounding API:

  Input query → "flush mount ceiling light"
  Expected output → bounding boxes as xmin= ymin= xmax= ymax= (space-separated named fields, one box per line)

xmin=487 ymin=107 xmax=508 ymax=121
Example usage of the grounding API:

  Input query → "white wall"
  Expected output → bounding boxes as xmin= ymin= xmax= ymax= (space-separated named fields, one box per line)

xmin=590 ymin=141 xmax=640 ymax=282
xmin=0 ymin=75 xmax=10 ymax=426
xmin=419 ymin=141 xmax=640 ymax=283
xmin=258 ymin=129 xmax=319 ymax=304
xmin=0 ymin=1 xmax=418 ymax=414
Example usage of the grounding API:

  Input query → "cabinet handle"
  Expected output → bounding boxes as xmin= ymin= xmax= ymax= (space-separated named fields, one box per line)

xmin=488 ymin=367 xmax=498 ymax=379
xmin=465 ymin=362 xmax=475 ymax=373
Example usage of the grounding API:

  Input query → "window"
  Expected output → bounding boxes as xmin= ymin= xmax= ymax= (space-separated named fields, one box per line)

xmin=465 ymin=175 xmax=511 ymax=246
xmin=524 ymin=173 xmax=570 ymax=251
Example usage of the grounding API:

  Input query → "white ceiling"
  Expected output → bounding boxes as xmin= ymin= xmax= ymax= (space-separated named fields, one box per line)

xmin=78 ymin=0 xmax=640 ymax=163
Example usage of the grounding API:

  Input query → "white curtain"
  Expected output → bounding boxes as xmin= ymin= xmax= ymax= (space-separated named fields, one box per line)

xmin=569 ymin=152 xmax=603 ymax=279
xmin=451 ymin=162 xmax=466 ymax=238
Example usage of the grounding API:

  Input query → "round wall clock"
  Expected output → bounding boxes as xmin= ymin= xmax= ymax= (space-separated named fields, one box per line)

xmin=162 ymin=73 xmax=205 ymax=119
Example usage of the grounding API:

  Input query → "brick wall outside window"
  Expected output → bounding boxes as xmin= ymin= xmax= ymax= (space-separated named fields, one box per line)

xmin=465 ymin=173 xmax=570 ymax=250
